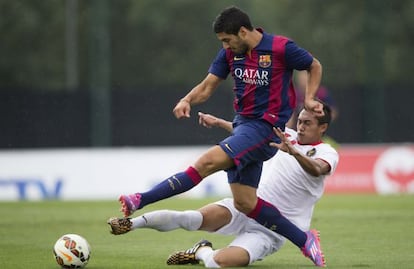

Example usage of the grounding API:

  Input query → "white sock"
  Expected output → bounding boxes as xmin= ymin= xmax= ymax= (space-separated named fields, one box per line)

xmin=131 ymin=210 xmax=202 ymax=231
xmin=196 ymin=248 xmax=220 ymax=268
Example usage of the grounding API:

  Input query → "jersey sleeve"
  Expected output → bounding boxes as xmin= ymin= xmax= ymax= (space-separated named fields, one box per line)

xmin=284 ymin=127 xmax=298 ymax=142
xmin=284 ymin=40 xmax=314 ymax=71
xmin=315 ymin=145 xmax=339 ymax=175
xmin=208 ymin=49 xmax=230 ymax=79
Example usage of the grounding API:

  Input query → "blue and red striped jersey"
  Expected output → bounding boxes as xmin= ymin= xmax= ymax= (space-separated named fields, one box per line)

xmin=208 ymin=30 xmax=313 ymax=126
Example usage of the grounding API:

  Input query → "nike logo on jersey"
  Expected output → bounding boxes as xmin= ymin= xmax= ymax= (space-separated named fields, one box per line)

xmin=234 ymin=56 xmax=245 ymax=61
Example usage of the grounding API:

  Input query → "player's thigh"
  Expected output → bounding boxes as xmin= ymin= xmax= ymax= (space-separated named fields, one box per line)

xmin=214 ymin=246 xmax=250 ymax=267
xmin=193 ymin=145 xmax=234 ymax=178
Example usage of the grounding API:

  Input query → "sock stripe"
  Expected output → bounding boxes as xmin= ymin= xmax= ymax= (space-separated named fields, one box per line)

xmin=185 ymin=166 xmax=202 ymax=185
xmin=247 ymin=197 xmax=265 ymax=219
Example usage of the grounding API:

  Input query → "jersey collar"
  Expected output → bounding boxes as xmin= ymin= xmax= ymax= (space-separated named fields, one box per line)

xmin=297 ymin=140 xmax=323 ymax=146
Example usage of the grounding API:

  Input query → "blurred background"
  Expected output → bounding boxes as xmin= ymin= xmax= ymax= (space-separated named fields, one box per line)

xmin=1 ymin=0 xmax=413 ymax=149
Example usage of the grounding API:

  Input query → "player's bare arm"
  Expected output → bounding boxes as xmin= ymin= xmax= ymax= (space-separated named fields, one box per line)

xmin=270 ymin=127 xmax=331 ymax=177
xmin=173 ymin=74 xmax=222 ymax=119
xmin=304 ymin=58 xmax=324 ymax=116
xmin=198 ymin=112 xmax=233 ymax=133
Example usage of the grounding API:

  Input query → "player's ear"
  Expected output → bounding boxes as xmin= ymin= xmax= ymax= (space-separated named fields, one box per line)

xmin=238 ymin=26 xmax=248 ymax=38
xmin=319 ymin=123 xmax=328 ymax=134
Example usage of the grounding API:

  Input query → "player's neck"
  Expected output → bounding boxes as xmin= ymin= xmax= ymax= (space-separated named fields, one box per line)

xmin=246 ymin=29 xmax=263 ymax=55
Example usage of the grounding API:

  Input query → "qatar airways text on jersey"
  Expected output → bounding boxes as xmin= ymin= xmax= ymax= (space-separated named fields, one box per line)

xmin=233 ymin=68 xmax=269 ymax=86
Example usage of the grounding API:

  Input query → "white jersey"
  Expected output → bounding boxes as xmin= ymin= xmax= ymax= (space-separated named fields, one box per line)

xmin=258 ymin=127 xmax=339 ymax=230
xmin=214 ymin=128 xmax=339 ymax=264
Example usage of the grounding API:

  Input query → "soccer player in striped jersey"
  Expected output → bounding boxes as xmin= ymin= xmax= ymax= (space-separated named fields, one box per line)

xmin=116 ymin=5 xmax=324 ymax=266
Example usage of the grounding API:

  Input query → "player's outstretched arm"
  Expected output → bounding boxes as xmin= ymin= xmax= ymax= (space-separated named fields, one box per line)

xmin=173 ymin=74 xmax=222 ymax=119
xmin=270 ymin=127 xmax=330 ymax=177
xmin=198 ymin=112 xmax=233 ymax=133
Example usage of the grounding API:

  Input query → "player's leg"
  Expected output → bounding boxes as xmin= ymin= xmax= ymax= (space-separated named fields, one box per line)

xmin=167 ymin=227 xmax=284 ymax=267
xmin=228 ymin=161 xmax=325 ymax=266
xmin=166 ymin=198 xmax=281 ymax=267
xmin=109 ymin=202 xmax=233 ymax=235
xmin=200 ymin=246 xmax=249 ymax=268
xmin=197 ymin=203 xmax=233 ymax=232
xmin=230 ymin=182 xmax=307 ymax=247
xmin=108 ymin=209 xmax=203 ymax=235
xmin=166 ymin=242 xmax=247 ymax=268
xmin=212 ymin=229 xmax=285 ymax=267
xmin=230 ymin=183 xmax=325 ymax=266
xmin=119 ymin=145 xmax=234 ymax=216
xmin=218 ymin=120 xmax=307 ymax=246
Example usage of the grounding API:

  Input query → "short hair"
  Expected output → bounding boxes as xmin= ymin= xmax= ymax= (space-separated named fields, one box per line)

xmin=316 ymin=102 xmax=332 ymax=125
xmin=296 ymin=102 xmax=332 ymax=125
xmin=213 ymin=6 xmax=254 ymax=35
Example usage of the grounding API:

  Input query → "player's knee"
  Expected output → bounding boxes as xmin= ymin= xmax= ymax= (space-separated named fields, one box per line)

xmin=194 ymin=149 xmax=232 ymax=177
xmin=213 ymin=249 xmax=249 ymax=267
xmin=194 ymin=156 xmax=217 ymax=178
xmin=233 ymin=198 xmax=255 ymax=214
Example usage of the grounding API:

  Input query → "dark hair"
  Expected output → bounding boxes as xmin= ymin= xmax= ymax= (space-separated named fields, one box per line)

xmin=317 ymin=102 xmax=332 ymax=125
xmin=213 ymin=6 xmax=253 ymax=35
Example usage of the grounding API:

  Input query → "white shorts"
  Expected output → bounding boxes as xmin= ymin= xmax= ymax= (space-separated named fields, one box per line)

xmin=213 ymin=198 xmax=286 ymax=264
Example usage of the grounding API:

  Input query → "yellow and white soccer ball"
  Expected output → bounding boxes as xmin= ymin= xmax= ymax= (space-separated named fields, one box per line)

xmin=53 ymin=234 xmax=91 ymax=268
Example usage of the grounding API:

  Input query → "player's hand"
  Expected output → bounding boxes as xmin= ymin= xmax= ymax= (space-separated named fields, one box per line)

xmin=304 ymin=99 xmax=324 ymax=117
xmin=270 ymin=127 xmax=298 ymax=156
xmin=173 ymin=99 xmax=191 ymax=119
xmin=198 ymin=112 xmax=219 ymax=128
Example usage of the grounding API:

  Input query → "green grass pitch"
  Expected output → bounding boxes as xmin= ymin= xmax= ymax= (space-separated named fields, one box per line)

xmin=1 ymin=194 xmax=414 ymax=268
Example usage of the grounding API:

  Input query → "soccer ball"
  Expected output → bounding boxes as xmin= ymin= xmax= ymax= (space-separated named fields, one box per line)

xmin=53 ymin=234 xmax=91 ymax=268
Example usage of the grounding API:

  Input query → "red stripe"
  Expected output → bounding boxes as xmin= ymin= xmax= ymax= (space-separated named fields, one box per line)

xmin=247 ymin=197 xmax=264 ymax=219
xmin=268 ymin=36 xmax=285 ymax=118
xmin=185 ymin=166 xmax=202 ymax=184
xmin=241 ymin=51 xmax=258 ymax=115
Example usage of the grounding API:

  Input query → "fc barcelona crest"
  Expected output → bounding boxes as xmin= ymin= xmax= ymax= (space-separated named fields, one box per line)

xmin=259 ymin=55 xmax=271 ymax=68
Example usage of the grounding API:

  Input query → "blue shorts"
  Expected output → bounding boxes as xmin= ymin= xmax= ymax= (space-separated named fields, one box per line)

xmin=219 ymin=116 xmax=282 ymax=188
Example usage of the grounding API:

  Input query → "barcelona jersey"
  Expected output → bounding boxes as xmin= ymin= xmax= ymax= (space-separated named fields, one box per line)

xmin=208 ymin=29 xmax=313 ymax=126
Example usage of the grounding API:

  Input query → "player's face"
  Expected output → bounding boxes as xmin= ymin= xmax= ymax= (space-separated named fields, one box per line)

xmin=296 ymin=110 xmax=325 ymax=144
xmin=216 ymin=32 xmax=249 ymax=54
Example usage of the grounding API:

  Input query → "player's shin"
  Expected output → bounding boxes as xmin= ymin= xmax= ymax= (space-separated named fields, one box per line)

xmin=139 ymin=166 xmax=203 ymax=208
xmin=247 ymin=197 xmax=307 ymax=248
xmin=133 ymin=210 xmax=203 ymax=231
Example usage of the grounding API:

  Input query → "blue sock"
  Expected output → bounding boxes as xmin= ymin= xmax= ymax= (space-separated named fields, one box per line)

xmin=138 ymin=167 xmax=202 ymax=209
xmin=247 ymin=197 xmax=307 ymax=248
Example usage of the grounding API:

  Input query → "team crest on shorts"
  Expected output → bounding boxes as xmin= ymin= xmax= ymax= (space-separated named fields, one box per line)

xmin=259 ymin=55 xmax=271 ymax=68
xmin=306 ymin=148 xmax=316 ymax=157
